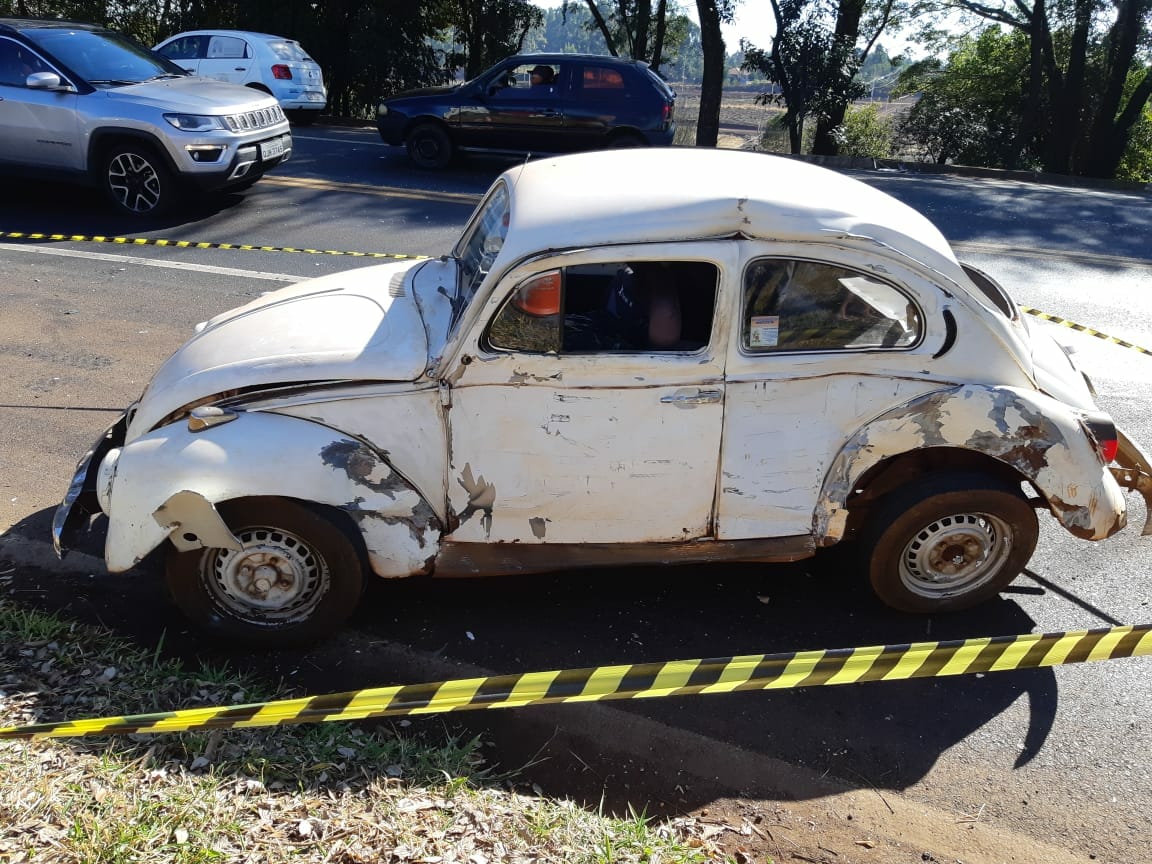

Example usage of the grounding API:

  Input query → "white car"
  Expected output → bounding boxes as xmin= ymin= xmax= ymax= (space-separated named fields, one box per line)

xmin=54 ymin=149 xmax=1152 ymax=645
xmin=154 ymin=29 xmax=326 ymax=123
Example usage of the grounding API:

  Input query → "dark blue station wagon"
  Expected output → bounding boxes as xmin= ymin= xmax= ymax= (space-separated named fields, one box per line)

xmin=376 ymin=53 xmax=676 ymax=168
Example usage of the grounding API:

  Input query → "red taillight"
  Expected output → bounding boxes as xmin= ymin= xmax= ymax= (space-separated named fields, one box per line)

xmin=662 ymin=103 xmax=673 ymax=125
xmin=271 ymin=64 xmax=292 ymax=80
xmin=1084 ymin=413 xmax=1118 ymax=464
xmin=1100 ymin=438 xmax=1119 ymax=463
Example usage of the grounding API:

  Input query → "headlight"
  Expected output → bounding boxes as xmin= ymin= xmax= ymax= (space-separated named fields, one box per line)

xmin=377 ymin=104 xmax=388 ymax=117
xmin=164 ymin=113 xmax=225 ymax=131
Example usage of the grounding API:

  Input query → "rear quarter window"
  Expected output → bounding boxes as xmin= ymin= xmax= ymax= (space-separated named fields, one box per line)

xmin=577 ymin=64 xmax=630 ymax=100
xmin=743 ymin=258 xmax=922 ymax=352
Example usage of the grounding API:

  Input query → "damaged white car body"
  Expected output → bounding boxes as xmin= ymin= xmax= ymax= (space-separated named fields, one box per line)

xmin=55 ymin=148 xmax=1152 ymax=644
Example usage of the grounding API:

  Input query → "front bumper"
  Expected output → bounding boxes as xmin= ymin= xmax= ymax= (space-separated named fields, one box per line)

xmin=1110 ymin=427 xmax=1152 ymax=535
xmin=53 ymin=412 xmax=128 ymax=557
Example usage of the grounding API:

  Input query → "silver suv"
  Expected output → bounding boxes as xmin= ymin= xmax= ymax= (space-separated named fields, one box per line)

xmin=0 ymin=18 xmax=292 ymax=217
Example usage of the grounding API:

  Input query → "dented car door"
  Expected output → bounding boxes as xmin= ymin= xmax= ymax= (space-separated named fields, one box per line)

xmin=443 ymin=245 xmax=734 ymax=545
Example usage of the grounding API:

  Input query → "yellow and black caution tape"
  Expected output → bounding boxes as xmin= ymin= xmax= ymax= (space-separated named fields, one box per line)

xmin=1020 ymin=306 xmax=1152 ymax=357
xmin=1 ymin=624 xmax=1148 ymax=741
xmin=0 ymin=230 xmax=429 ymax=261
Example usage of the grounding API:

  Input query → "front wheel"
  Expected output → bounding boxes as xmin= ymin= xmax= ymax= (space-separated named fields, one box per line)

xmin=406 ymin=123 xmax=453 ymax=169
xmin=861 ymin=473 xmax=1038 ymax=613
xmin=102 ymin=143 xmax=175 ymax=217
xmin=165 ymin=497 xmax=364 ymax=646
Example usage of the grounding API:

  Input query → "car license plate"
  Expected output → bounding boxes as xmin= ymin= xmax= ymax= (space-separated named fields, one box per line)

xmin=260 ymin=137 xmax=286 ymax=161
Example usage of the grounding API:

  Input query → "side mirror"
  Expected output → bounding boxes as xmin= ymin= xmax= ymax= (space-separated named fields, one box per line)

xmin=26 ymin=72 xmax=66 ymax=91
xmin=512 ymin=271 xmax=562 ymax=317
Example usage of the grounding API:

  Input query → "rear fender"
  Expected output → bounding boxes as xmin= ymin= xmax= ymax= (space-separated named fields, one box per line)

xmin=101 ymin=412 xmax=441 ymax=576
xmin=816 ymin=384 xmax=1125 ymax=543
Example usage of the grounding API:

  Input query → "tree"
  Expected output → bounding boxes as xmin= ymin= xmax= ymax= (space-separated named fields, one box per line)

xmin=940 ymin=0 xmax=1152 ymax=177
xmin=448 ymin=0 xmax=543 ymax=78
xmin=742 ymin=0 xmax=866 ymax=153
xmin=694 ymin=0 xmax=734 ymax=147
xmin=810 ymin=0 xmax=898 ymax=154
xmin=893 ymin=28 xmax=1032 ymax=167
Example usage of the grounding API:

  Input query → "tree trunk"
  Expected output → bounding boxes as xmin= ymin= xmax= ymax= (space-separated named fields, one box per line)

xmin=811 ymin=0 xmax=865 ymax=156
xmin=695 ymin=0 xmax=727 ymax=147
xmin=651 ymin=0 xmax=668 ymax=72
xmin=583 ymin=0 xmax=619 ymax=56
xmin=1040 ymin=0 xmax=1091 ymax=173
xmin=1081 ymin=0 xmax=1152 ymax=177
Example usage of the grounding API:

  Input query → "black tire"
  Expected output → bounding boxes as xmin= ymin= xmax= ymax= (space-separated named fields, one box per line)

xmin=102 ymin=143 xmax=175 ymax=217
xmin=605 ymin=132 xmax=646 ymax=149
xmin=861 ymin=473 xmax=1038 ymax=613
xmin=165 ymin=497 xmax=364 ymax=646
xmin=406 ymin=122 xmax=454 ymax=169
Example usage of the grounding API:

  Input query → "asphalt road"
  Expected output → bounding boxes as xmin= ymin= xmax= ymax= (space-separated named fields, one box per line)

xmin=2 ymin=129 xmax=1152 ymax=861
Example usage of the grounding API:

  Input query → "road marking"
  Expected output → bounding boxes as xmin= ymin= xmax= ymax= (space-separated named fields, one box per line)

xmin=262 ymin=175 xmax=482 ymax=204
xmin=0 ymin=242 xmax=304 ymax=283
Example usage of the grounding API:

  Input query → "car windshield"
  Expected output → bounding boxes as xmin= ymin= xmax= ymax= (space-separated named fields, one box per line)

xmin=451 ymin=181 xmax=511 ymax=329
xmin=25 ymin=28 xmax=185 ymax=84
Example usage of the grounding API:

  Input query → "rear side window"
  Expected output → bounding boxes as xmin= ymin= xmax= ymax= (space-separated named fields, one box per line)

xmin=207 ymin=35 xmax=247 ymax=59
xmin=576 ymin=65 xmax=630 ymax=101
xmin=743 ymin=258 xmax=921 ymax=352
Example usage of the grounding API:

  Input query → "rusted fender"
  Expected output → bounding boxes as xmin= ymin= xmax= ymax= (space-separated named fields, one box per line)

xmin=815 ymin=384 xmax=1127 ymax=543
xmin=99 ymin=411 xmax=440 ymax=576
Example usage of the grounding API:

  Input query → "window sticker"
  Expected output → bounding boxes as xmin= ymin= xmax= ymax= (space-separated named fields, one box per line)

xmin=749 ymin=315 xmax=779 ymax=348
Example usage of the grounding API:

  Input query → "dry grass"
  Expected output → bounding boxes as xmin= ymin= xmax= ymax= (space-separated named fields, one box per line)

xmin=0 ymin=600 xmax=734 ymax=863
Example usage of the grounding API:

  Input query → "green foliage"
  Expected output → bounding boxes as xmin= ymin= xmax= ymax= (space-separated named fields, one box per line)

xmin=832 ymin=103 xmax=894 ymax=157
xmin=740 ymin=0 xmax=868 ymax=153
xmin=1117 ymin=96 xmax=1152 ymax=184
xmin=894 ymin=27 xmax=1032 ymax=167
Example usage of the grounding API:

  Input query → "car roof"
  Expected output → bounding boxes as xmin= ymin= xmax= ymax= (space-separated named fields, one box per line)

xmin=159 ymin=29 xmax=301 ymax=43
xmin=496 ymin=149 xmax=964 ymax=282
xmin=505 ymin=53 xmax=647 ymax=67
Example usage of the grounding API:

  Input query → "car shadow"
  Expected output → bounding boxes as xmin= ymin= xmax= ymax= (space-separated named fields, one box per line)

xmin=0 ymin=174 xmax=255 ymax=236
xmin=0 ymin=506 xmax=1060 ymax=820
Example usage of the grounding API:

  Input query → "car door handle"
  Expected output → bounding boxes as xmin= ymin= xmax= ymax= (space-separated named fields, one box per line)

xmin=539 ymin=109 xmax=560 ymax=117
xmin=233 ymin=67 xmax=247 ymax=71
xmin=661 ymin=389 xmax=722 ymax=405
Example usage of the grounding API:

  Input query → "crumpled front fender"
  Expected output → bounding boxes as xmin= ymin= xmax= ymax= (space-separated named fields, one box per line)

xmin=816 ymin=384 xmax=1126 ymax=543
xmin=100 ymin=411 xmax=440 ymax=577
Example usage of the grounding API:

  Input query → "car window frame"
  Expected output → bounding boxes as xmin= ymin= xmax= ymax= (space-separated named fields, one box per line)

xmin=738 ymin=255 xmax=926 ymax=356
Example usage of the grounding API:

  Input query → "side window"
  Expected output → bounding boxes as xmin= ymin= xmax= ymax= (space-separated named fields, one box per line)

xmin=158 ymin=35 xmax=204 ymax=61
xmin=207 ymin=36 xmax=248 ymax=59
xmin=0 ymin=39 xmax=49 ymax=87
xmin=488 ymin=261 xmax=718 ymax=355
xmin=489 ymin=62 xmax=559 ymax=100
xmin=743 ymin=258 xmax=921 ymax=352
xmin=578 ymin=65 xmax=628 ymax=100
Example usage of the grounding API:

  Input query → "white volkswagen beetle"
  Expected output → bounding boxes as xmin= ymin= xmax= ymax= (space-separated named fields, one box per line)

xmin=54 ymin=149 xmax=1152 ymax=645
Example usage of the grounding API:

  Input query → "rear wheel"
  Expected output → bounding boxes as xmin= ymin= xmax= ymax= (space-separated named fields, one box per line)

xmin=406 ymin=122 xmax=453 ymax=169
xmin=165 ymin=497 xmax=364 ymax=646
xmin=861 ymin=473 xmax=1038 ymax=613
xmin=606 ymin=132 xmax=646 ymax=149
xmin=102 ymin=143 xmax=174 ymax=217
